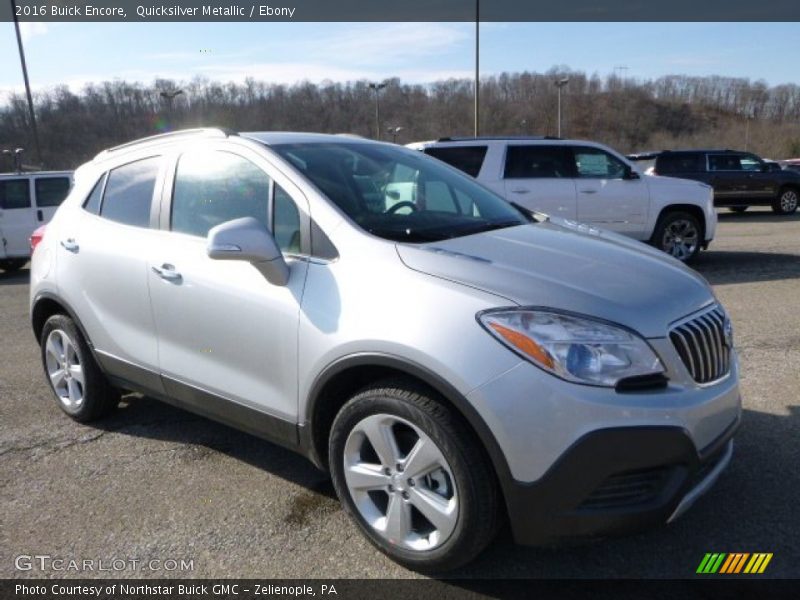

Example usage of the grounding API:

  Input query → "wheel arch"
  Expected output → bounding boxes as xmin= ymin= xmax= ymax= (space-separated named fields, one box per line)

xmin=31 ymin=293 xmax=95 ymax=355
xmin=303 ymin=353 xmax=514 ymax=491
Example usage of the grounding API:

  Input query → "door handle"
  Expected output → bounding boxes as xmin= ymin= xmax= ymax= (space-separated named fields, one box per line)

xmin=579 ymin=190 xmax=598 ymax=194
xmin=37 ymin=209 xmax=43 ymax=222
xmin=510 ymin=189 xmax=530 ymax=194
xmin=60 ymin=239 xmax=79 ymax=253
xmin=152 ymin=264 xmax=182 ymax=282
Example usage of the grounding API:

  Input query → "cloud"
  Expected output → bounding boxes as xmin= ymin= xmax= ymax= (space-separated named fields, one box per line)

xmin=19 ymin=22 xmax=49 ymax=42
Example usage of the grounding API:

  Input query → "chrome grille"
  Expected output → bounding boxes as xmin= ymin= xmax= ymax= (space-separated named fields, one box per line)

xmin=669 ymin=305 xmax=731 ymax=384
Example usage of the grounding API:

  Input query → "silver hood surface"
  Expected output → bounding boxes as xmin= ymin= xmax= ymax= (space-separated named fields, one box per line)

xmin=396 ymin=219 xmax=715 ymax=338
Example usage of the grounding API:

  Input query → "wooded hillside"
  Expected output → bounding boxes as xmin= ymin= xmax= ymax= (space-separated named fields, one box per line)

xmin=2 ymin=68 xmax=800 ymax=170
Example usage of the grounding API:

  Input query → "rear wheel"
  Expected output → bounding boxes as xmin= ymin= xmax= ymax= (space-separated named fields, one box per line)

xmin=329 ymin=380 xmax=500 ymax=572
xmin=0 ymin=258 xmax=27 ymax=272
xmin=652 ymin=211 xmax=702 ymax=262
xmin=40 ymin=314 xmax=119 ymax=422
xmin=772 ymin=188 xmax=798 ymax=215
xmin=728 ymin=206 xmax=748 ymax=213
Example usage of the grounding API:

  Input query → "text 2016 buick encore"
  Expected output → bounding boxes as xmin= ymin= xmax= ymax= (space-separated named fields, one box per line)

xmin=30 ymin=129 xmax=741 ymax=571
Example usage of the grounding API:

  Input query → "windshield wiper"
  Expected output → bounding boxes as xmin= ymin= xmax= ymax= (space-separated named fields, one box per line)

xmin=449 ymin=220 xmax=524 ymax=238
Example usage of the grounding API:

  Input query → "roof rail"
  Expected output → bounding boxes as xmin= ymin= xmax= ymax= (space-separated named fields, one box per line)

xmin=94 ymin=128 xmax=238 ymax=160
xmin=436 ymin=135 xmax=563 ymax=142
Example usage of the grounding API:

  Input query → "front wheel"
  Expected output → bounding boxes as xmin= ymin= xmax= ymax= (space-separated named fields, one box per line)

xmin=329 ymin=381 xmax=500 ymax=572
xmin=40 ymin=314 xmax=120 ymax=422
xmin=772 ymin=188 xmax=799 ymax=215
xmin=652 ymin=211 xmax=702 ymax=262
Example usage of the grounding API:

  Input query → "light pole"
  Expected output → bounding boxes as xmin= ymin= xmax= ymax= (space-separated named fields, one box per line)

xmin=474 ymin=0 xmax=480 ymax=137
xmin=386 ymin=126 xmax=403 ymax=143
xmin=10 ymin=0 xmax=42 ymax=166
xmin=368 ymin=81 xmax=388 ymax=140
xmin=554 ymin=77 xmax=570 ymax=138
xmin=160 ymin=89 xmax=184 ymax=112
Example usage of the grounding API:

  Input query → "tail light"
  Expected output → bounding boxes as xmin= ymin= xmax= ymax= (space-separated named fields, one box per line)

xmin=30 ymin=225 xmax=46 ymax=253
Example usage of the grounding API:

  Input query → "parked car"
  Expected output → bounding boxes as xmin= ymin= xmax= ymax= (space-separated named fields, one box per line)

xmin=408 ymin=137 xmax=716 ymax=262
xmin=0 ymin=170 xmax=73 ymax=272
xmin=646 ymin=149 xmax=800 ymax=215
xmin=30 ymin=129 xmax=740 ymax=571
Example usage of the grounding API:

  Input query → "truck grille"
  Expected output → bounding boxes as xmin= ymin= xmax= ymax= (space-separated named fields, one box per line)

xmin=670 ymin=305 xmax=731 ymax=384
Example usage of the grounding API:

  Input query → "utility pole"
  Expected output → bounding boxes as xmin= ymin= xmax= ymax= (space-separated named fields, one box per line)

xmin=368 ymin=81 xmax=387 ymax=140
xmin=10 ymin=0 xmax=42 ymax=166
xmin=554 ymin=78 xmax=570 ymax=138
xmin=474 ymin=0 xmax=480 ymax=137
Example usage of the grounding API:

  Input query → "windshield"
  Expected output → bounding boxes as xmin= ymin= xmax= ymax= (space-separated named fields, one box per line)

xmin=271 ymin=142 xmax=529 ymax=242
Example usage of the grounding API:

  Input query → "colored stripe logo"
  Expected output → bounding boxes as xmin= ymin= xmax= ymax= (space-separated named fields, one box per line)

xmin=697 ymin=553 xmax=773 ymax=574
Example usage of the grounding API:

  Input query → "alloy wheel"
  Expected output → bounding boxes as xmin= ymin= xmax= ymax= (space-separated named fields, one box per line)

xmin=44 ymin=329 xmax=85 ymax=409
xmin=662 ymin=219 xmax=699 ymax=261
xmin=343 ymin=413 xmax=458 ymax=552
xmin=781 ymin=190 xmax=798 ymax=212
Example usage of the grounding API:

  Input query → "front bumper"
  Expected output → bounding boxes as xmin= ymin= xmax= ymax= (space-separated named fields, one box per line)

xmin=502 ymin=416 xmax=739 ymax=545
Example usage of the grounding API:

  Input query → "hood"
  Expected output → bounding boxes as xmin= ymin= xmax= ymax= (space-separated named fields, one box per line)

xmin=396 ymin=218 xmax=715 ymax=338
xmin=646 ymin=174 xmax=712 ymax=192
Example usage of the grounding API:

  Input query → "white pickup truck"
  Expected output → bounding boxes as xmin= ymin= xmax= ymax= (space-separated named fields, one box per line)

xmin=0 ymin=171 xmax=72 ymax=272
xmin=408 ymin=137 xmax=716 ymax=262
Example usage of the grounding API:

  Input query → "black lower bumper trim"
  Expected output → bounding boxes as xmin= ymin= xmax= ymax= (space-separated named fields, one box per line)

xmin=503 ymin=416 xmax=740 ymax=545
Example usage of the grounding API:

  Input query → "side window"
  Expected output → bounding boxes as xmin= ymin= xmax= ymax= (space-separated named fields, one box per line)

xmin=656 ymin=153 xmax=703 ymax=174
xmin=424 ymin=146 xmax=488 ymax=177
xmin=504 ymin=145 xmax=575 ymax=179
xmin=0 ymin=179 xmax=31 ymax=209
xmin=83 ymin=174 xmax=106 ymax=215
xmin=273 ymin=184 xmax=301 ymax=253
xmin=34 ymin=177 xmax=71 ymax=207
xmin=574 ymin=147 xmax=628 ymax=179
xmin=101 ymin=157 xmax=160 ymax=228
xmin=172 ymin=151 xmax=270 ymax=238
xmin=709 ymin=155 xmax=742 ymax=171
xmin=739 ymin=155 xmax=762 ymax=172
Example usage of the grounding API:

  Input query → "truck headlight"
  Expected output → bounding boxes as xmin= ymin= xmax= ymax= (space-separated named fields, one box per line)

xmin=478 ymin=309 xmax=664 ymax=387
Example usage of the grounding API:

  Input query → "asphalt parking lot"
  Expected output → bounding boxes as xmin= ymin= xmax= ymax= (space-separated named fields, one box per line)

xmin=1 ymin=208 xmax=798 ymax=581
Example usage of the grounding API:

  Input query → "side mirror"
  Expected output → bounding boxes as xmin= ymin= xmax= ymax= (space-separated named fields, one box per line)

xmin=207 ymin=217 xmax=289 ymax=286
xmin=624 ymin=166 xmax=640 ymax=180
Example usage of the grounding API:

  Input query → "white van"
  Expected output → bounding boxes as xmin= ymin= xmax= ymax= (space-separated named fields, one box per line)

xmin=0 ymin=171 xmax=73 ymax=272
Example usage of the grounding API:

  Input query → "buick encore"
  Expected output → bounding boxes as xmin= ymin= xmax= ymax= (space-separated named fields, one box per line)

xmin=30 ymin=129 xmax=741 ymax=571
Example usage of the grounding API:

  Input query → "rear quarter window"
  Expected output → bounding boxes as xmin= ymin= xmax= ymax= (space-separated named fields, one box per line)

xmin=0 ymin=179 xmax=31 ymax=209
xmin=423 ymin=146 xmax=488 ymax=178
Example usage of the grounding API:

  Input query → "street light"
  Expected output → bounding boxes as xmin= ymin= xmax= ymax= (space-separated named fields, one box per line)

xmin=386 ymin=126 xmax=403 ymax=143
xmin=160 ymin=89 xmax=184 ymax=111
xmin=554 ymin=77 xmax=570 ymax=138
xmin=368 ymin=81 xmax=388 ymax=140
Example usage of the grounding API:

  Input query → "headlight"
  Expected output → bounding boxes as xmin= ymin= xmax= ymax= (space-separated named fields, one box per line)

xmin=478 ymin=309 xmax=664 ymax=387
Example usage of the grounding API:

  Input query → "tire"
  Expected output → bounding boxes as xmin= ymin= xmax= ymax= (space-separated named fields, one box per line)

xmin=40 ymin=314 xmax=120 ymax=422
xmin=0 ymin=258 xmax=27 ymax=272
xmin=728 ymin=206 xmax=748 ymax=213
xmin=329 ymin=380 xmax=500 ymax=572
xmin=772 ymin=188 xmax=799 ymax=215
xmin=652 ymin=211 xmax=702 ymax=262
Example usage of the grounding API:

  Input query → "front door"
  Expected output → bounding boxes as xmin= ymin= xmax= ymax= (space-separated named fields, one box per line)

xmin=572 ymin=146 xmax=648 ymax=237
xmin=147 ymin=147 xmax=308 ymax=423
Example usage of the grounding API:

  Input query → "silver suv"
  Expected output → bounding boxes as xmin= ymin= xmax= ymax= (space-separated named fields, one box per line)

xmin=30 ymin=129 xmax=741 ymax=571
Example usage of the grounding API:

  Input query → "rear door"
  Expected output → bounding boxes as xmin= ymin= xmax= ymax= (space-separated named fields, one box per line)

xmin=707 ymin=154 xmax=746 ymax=204
xmin=32 ymin=175 xmax=72 ymax=225
xmin=501 ymin=144 xmax=578 ymax=218
xmin=572 ymin=145 xmax=648 ymax=236
xmin=62 ymin=157 xmax=164 ymax=376
xmin=0 ymin=178 xmax=35 ymax=258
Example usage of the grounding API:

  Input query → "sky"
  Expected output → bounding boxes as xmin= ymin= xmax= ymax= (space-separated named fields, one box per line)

xmin=1 ymin=22 xmax=799 ymax=99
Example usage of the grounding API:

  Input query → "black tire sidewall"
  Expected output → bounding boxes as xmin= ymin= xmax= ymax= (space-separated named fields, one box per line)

xmin=329 ymin=386 xmax=495 ymax=572
xmin=40 ymin=314 xmax=116 ymax=421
